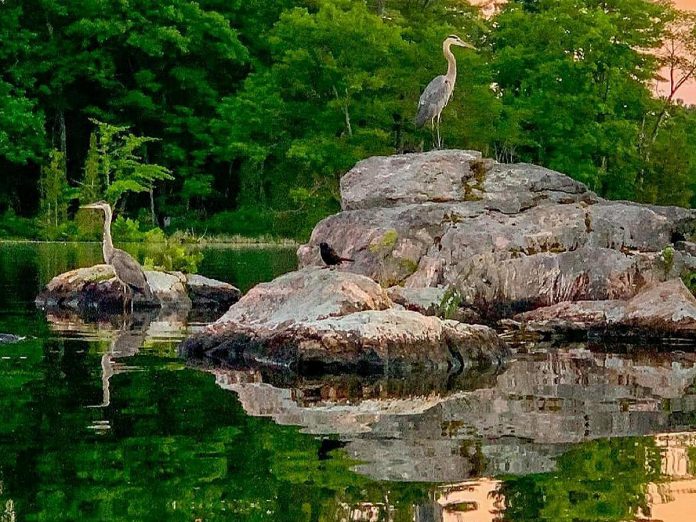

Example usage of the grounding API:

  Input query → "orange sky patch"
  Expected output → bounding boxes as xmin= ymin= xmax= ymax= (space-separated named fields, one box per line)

xmin=663 ymin=0 xmax=696 ymax=103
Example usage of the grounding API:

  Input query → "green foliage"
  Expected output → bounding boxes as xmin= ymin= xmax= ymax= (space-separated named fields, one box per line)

xmin=491 ymin=0 xmax=668 ymax=197
xmin=638 ymin=105 xmax=696 ymax=206
xmin=661 ymin=245 xmax=675 ymax=273
xmin=500 ymin=437 xmax=662 ymax=522
xmin=0 ymin=0 xmax=695 ymax=240
xmin=88 ymin=119 xmax=173 ymax=208
xmin=683 ymin=271 xmax=696 ymax=296
xmin=214 ymin=0 xmax=493 ymax=234
xmin=143 ymin=232 xmax=203 ymax=273
xmin=439 ymin=286 xmax=464 ymax=320
xmin=80 ymin=133 xmax=102 ymax=203
xmin=39 ymin=149 xmax=73 ymax=228
xmin=0 ymin=209 xmax=40 ymax=239
xmin=110 ymin=216 xmax=147 ymax=242
xmin=95 ymin=215 xmax=203 ymax=272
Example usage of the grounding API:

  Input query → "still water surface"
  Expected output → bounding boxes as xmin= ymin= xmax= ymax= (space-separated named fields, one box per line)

xmin=1 ymin=242 xmax=695 ymax=521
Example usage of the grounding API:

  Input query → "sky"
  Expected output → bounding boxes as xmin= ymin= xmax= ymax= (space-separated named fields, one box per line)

xmin=659 ymin=0 xmax=695 ymax=103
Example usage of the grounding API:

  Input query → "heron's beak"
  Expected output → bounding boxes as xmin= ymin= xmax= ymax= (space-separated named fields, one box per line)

xmin=80 ymin=203 xmax=99 ymax=209
xmin=457 ymin=41 xmax=476 ymax=50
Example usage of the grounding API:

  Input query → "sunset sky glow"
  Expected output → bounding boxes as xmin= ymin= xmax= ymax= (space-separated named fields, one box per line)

xmin=659 ymin=0 xmax=695 ymax=103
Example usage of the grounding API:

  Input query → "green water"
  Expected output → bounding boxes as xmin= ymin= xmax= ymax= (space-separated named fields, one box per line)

xmin=0 ymin=242 xmax=695 ymax=521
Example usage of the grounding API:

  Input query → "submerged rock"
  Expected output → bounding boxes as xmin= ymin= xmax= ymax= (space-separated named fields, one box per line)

xmin=0 ymin=333 xmax=25 ymax=344
xmin=35 ymin=264 xmax=240 ymax=314
xmin=298 ymin=150 xmax=696 ymax=318
xmin=510 ymin=279 xmax=696 ymax=338
xmin=180 ymin=267 xmax=508 ymax=372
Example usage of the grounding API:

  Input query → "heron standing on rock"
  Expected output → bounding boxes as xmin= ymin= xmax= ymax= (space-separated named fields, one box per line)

xmin=416 ymin=35 xmax=476 ymax=148
xmin=82 ymin=201 xmax=153 ymax=310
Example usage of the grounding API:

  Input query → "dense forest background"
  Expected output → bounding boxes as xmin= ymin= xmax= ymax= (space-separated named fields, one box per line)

xmin=1 ymin=0 xmax=695 ymax=240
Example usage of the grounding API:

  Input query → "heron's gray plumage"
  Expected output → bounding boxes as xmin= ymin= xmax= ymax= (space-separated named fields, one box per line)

xmin=416 ymin=75 xmax=452 ymax=128
xmin=109 ymin=249 xmax=153 ymax=299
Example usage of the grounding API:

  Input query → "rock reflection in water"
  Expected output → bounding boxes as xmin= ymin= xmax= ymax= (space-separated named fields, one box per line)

xmin=44 ymin=306 xmax=212 ymax=341
xmin=212 ymin=344 xmax=696 ymax=485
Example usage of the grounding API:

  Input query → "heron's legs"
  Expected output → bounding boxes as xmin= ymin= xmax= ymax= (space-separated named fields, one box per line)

xmin=118 ymin=281 xmax=133 ymax=315
xmin=430 ymin=118 xmax=436 ymax=149
xmin=436 ymin=112 xmax=442 ymax=149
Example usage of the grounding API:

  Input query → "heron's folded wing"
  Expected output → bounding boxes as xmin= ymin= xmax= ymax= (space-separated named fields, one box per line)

xmin=416 ymin=75 xmax=450 ymax=126
xmin=111 ymin=250 xmax=148 ymax=289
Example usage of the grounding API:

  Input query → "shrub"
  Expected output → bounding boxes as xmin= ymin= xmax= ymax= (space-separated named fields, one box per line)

xmin=0 ymin=210 xmax=40 ymax=239
xmin=143 ymin=234 xmax=203 ymax=273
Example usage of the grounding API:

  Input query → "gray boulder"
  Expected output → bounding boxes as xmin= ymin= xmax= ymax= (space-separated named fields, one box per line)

xmin=180 ymin=267 xmax=508 ymax=372
xmin=298 ymin=150 xmax=696 ymax=317
xmin=387 ymin=286 xmax=447 ymax=316
xmin=387 ymin=286 xmax=482 ymax=323
xmin=35 ymin=264 xmax=240 ymax=314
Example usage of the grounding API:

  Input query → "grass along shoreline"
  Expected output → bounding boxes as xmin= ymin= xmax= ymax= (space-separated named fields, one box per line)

xmin=0 ymin=236 xmax=299 ymax=247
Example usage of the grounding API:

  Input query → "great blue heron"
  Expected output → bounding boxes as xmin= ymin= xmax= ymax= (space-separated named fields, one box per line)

xmin=416 ymin=35 xmax=476 ymax=148
xmin=81 ymin=201 xmax=153 ymax=310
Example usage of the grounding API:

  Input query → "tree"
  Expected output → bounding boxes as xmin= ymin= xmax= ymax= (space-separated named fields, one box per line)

xmin=213 ymin=0 xmax=495 ymax=236
xmin=650 ymin=9 xmax=696 ymax=142
xmin=639 ymin=104 xmax=696 ymax=207
xmin=86 ymin=120 xmax=173 ymax=212
xmin=79 ymin=133 xmax=101 ymax=204
xmin=39 ymin=149 xmax=71 ymax=228
xmin=491 ymin=0 xmax=669 ymax=198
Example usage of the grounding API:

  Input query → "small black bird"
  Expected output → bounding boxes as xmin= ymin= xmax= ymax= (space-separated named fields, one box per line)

xmin=319 ymin=242 xmax=354 ymax=267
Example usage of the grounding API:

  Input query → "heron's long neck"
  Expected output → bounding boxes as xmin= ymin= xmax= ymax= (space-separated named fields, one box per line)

xmin=102 ymin=208 xmax=115 ymax=262
xmin=443 ymin=41 xmax=457 ymax=86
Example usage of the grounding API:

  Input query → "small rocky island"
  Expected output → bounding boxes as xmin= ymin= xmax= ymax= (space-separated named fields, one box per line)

xmin=40 ymin=150 xmax=696 ymax=372
xmin=182 ymin=149 xmax=696 ymax=374
xmin=35 ymin=264 xmax=241 ymax=315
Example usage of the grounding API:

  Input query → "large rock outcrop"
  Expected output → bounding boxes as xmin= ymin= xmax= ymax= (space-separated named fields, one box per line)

xmin=180 ymin=267 xmax=508 ymax=372
xmin=35 ymin=264 xmax=241 ymax=315
xmin=297 ymin=150 xmax=696 ymax=318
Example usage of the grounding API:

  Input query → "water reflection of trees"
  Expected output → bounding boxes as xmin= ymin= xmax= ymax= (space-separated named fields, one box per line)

xmin=3 ymin=335 xmax=696 ymax=521
xmin=204 ymin=346 xmax=696 ymax=521
xmin=0 ymin=330 xmax=435 ymax=520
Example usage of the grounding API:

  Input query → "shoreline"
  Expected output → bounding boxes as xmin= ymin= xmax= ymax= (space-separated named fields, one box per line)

xmin=0 ymin=238 xmax=299 ymax=248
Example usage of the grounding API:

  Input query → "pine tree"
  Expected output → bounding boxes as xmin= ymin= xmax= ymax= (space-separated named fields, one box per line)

xmin=39 ymin=149 xmax=70 ymax=228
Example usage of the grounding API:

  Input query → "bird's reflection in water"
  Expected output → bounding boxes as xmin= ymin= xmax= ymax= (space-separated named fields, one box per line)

xmin=89 ymin=313 xmax=151 ymax=409
xmin=44 ymin=308 xmax=195 ymax=430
